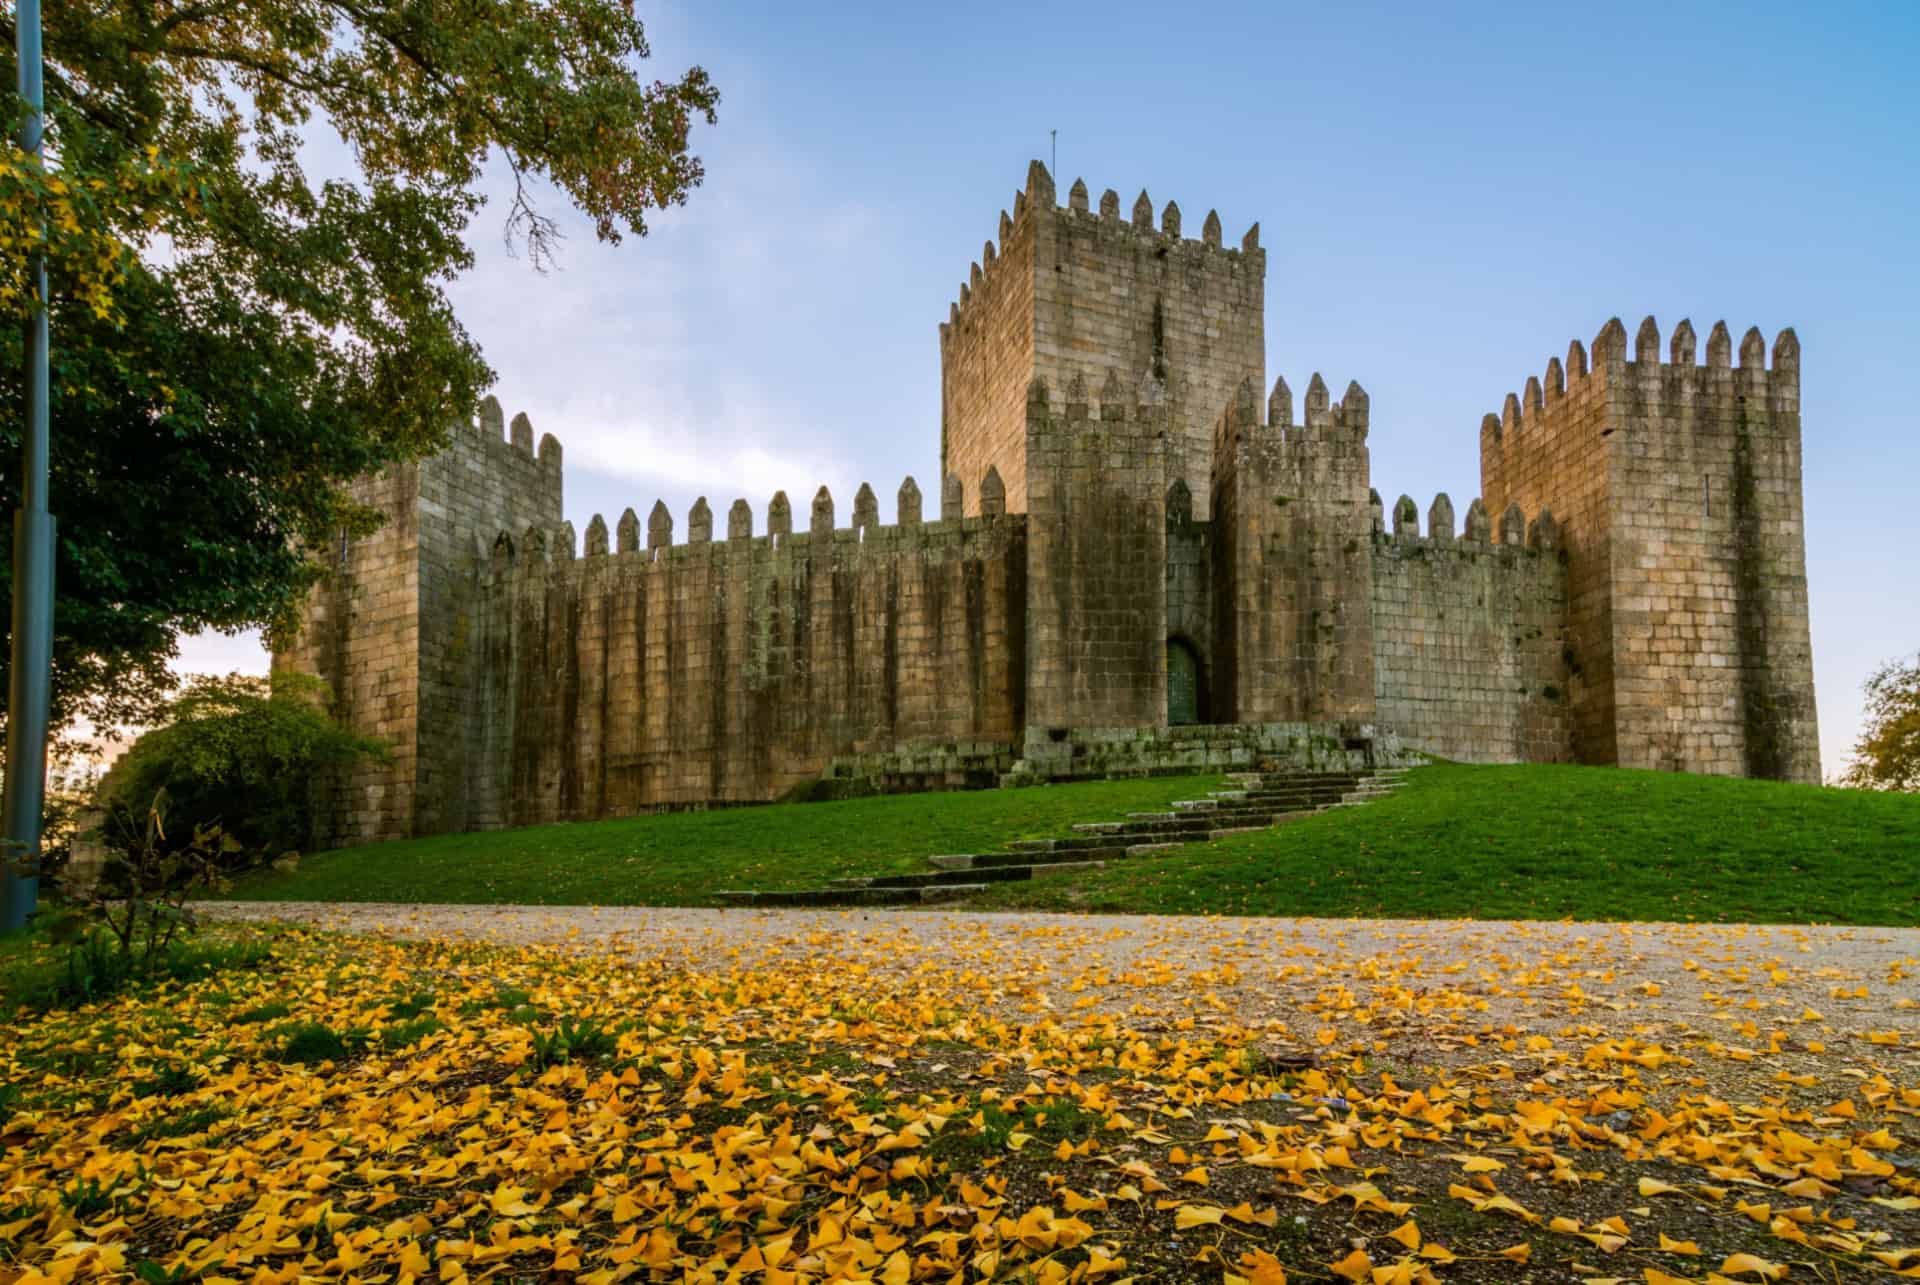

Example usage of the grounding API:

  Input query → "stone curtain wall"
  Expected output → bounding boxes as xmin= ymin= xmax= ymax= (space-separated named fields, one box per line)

xmin=1370 ymin=492 xmax=1572 ymax=764
xmin=1480 ymin=319 xmax=1818 ymax=781
xmin=1210 ymin=375 xmax=1375 ymax=725
xmin=468 ymin=485 xmax=1027 ymax=826
xmin=1023 ymin=373 xmax=1170 ymax=732
xmin=941 ymin=162 xmax=1264 ymax=520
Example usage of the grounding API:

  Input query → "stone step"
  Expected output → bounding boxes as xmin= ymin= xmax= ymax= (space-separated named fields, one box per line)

xmin=1227 ymin=790 xmax=1361 ymax=807
xmin=1224 ymin=771 xmax=1364 ymax=784
xmin=993 ymin=795 xmax=1354 ymax=857
xmin=716 ymin=883 xmax=989 ymax=908
xmin=1073 ymin=800 xmax=1328 ymax=834
xmin=717 ymin=767 xmax=1417 ymax=909
xmin=930 ymin=839 xmax=1184 ymax=872
xmin=831 ymin=865 xmax=1034 ymax=890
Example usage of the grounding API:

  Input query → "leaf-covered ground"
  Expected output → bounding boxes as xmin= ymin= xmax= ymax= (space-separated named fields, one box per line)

xmin=4 ymin=909 xmax=1919 ymax=1283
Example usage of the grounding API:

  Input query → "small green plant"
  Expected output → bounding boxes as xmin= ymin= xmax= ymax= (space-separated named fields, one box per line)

xmin=273 ymin=1021 xmax=370 ymax=1064
xmin=384 ymin=990 xmax=437 ymax=1020
xmin=90 ymin=788 xmax=222 ymax=968
xmin=59 ymin=1175 xmax=128 ymax=1218
xmin=529 ymin=1016 xmax=615 ymax=1068
xmin=231 ymin=1000 xmax=291 ymax=1025
xmin=380 ymin=1015 xmax=444 ymax=1050
xmin=130 ymin=1103 xmax=231 ymax=1143
xmin=131 ymin=1065 xmax=200 ymax=1098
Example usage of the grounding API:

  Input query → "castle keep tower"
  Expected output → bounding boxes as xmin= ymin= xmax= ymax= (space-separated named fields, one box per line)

xmin=940 ymin=161 xmax=1265 ymax=519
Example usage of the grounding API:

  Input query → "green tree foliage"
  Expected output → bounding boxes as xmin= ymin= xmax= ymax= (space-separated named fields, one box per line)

xmin=0 ymin=0 xmax=719 ymax=730
xmin=107 ymin=672 xmax=386 ymax=860
xmin=1844 ymin=652 xmax=1920 ymax=791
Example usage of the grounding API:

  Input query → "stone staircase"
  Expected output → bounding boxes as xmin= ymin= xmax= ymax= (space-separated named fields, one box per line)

xmin=715 ymin=768 xmax=1409 ymax=908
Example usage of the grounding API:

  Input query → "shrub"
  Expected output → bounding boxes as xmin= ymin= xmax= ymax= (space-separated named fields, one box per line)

xmin=105 ymin=672 xmax=386 ymax=866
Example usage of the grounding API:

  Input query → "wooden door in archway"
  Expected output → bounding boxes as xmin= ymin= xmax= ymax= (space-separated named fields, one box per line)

xmin=1167 ymin=638 xmax=1201 ymax=726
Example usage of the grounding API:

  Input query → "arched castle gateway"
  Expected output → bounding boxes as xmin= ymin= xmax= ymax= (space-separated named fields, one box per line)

xmin=276 ymin=161 xmax=1820 ymax=846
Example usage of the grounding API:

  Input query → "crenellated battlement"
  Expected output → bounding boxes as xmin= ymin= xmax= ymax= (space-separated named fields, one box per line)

xmin=1480 ymin=316 xmax=1800 ymax=461
xmin=940 ymin=161 xmax=1261 ymax=344
xmin=481 ymin=473 xmax=1024 ymax=580
xmin=1373 ymin=489 xmax=1562 ymax=554
xmin=1214 ymin=371 xmax=1370 ymax=449
xmin=472 ymin=395 xmax=564 ymax=475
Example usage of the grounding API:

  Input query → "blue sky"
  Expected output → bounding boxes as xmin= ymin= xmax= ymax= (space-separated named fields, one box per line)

xmin=184 ymin=0 xmax=1920 ymax=778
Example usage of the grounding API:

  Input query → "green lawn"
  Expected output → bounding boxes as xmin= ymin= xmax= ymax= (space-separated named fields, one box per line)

xmin=220 ymin=763 xmax=1920 ymax=924
xmin=978 ymin=763 xmax=1920 ymax=925
xmin=218 ymin=774 xmax=1226 ymax=906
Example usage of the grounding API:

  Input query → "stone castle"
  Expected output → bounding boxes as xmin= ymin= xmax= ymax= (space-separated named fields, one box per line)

xmin=276 ymin=161 xmax=1820 ymax=846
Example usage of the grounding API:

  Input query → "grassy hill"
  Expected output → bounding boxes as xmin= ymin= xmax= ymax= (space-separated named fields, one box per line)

xmin=978 ymin=763 xmax=1920 ymax=925
xmin=217 ymin=773 xmax=1223 ymax=907
xmin=221 ymin=764 xmax=1920 ymax=925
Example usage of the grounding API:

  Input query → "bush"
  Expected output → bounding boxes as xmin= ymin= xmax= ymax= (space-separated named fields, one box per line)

xmin=105 ymin=672 xmax=386 ymax=867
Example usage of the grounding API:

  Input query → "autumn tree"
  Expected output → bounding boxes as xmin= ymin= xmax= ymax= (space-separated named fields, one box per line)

xmin=0 ymin=0 xmax=718 ymax=732
xmin=1843 ymin=651 xmax=1920 ymax=791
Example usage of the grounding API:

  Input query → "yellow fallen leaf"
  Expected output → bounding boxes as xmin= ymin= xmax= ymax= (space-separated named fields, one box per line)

xmin=1718 ymin=1253 xmax=1787 ymax=1280
xmin=1779 ymin=1177 xmax=1835 ymax=1199
xmin=1461 ymin=1156 xmax=1505 ymax=1173
xmin=1658 ymin=1233 xmax=1701 ymax=1256
xmin=489 ymin=1183 xmax=536 ymax=1217
xmin=1329 ymin=1248 xmax=1372 ymax=1282
xmin=1638 ymin=1177 xmax=1683 ymax=1198
xmin=1498 ymin=1242 xmax=1531 ymax=1263
xmin=1387 ymin=1220 xmax=1421 ymax=1251
xmin=1174 ymin=1204 xmax=1226 ymax=1229
xmin=1642 ymin=1270 xmax=1696 ymax=1285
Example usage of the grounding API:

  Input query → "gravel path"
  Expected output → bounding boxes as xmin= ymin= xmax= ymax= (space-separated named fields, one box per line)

xmin=203 ymin=901 xmax=1920 ymax=1069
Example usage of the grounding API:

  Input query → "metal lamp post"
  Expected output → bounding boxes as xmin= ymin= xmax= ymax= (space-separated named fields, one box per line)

xmin=2 ymin=0 xmax=56 ymax=933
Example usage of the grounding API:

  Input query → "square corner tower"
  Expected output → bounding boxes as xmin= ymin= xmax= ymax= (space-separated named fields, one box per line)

xmin=938 ymin=161 xmax=1265 ymax=519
